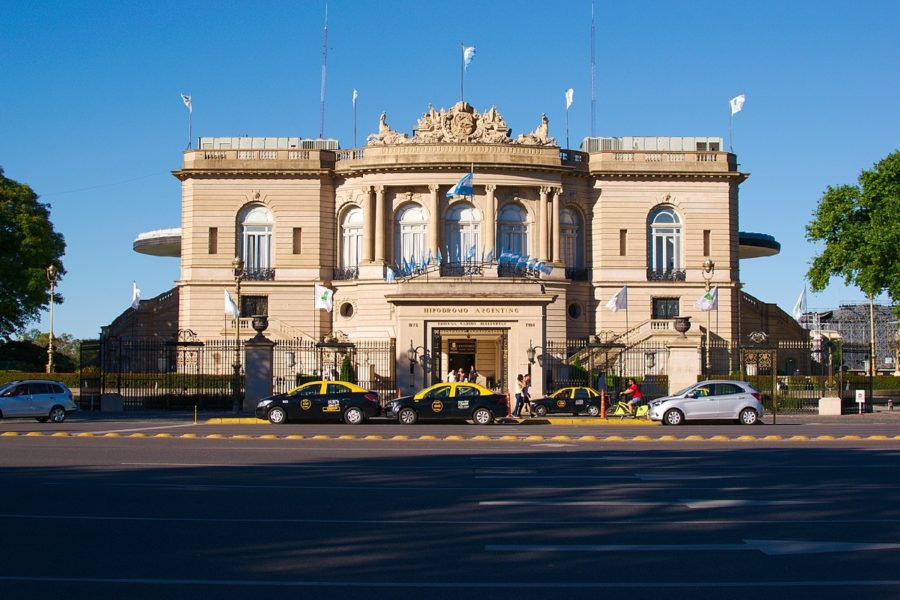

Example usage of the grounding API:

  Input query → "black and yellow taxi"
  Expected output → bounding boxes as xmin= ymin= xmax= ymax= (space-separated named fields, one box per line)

xmin=531 ymin=386 xmax=603 ymax=417
xmin=255 ymin=380 xmax=381 ymax=424
xmin=385 ymin=381 xmax=507 ymax=425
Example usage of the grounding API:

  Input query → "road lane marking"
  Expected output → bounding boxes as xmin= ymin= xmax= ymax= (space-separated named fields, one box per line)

xmin=2 ymin=575 xmax=899 ymax=589
xmin=487 ymin=539 xmax=900 ymax=555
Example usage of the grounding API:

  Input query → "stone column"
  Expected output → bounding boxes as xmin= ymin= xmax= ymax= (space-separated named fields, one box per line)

xmin=552 ymin=187 xmax=562 ymax=264
xmin=362 ymin=186 xmax=374 ymax=263
xmin=428 ymin=184 xmax=440 ymax=258
xmin=538 ymin=186 xmax=549 ymax=261
xmin=484 ymin=184 xmax=496 ymax=255
xmin=243 ymin=318 xmax=276 ymax=413
xmin=374 ymin=185 xmax=386 ymax=264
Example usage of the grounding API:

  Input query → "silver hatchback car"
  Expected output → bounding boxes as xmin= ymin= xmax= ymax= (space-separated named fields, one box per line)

xmin=0 ymin=380 xmax=78 ymax=423
xmin=648 ymin=380 xmax=764 ymax=426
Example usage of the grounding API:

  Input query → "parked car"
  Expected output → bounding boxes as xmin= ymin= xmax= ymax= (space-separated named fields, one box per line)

xmin=532 ymin=386 xmax=604 ymax=417
xmin=647 ymin=380 xmax=764 ymax=425
xmin=255 ymin=380 xmax=381 ymax=424
xmin=0 ymin=380 xmax=78 ymax=423
xmin=385 ymin=382 xmax=508 ymax=425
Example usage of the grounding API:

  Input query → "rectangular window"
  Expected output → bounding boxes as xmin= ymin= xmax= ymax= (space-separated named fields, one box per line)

xmin=696 ymin=142 xmax=708 ymax=151
xmin=292 ymin=227 xmax=302 ymax=254
xmin=208 ymin=227 xmax=218 ymax=254
xmin=703 ymin=230 xmax=711 ymax=256
xmin=652 ymin=297 xmax=680 ymax=319
xmin=709 ymin=141 xmax=720 ymax=151
xmin=240 ymin=295 xmax=268 ymax=318
xmin=619 ymin=229 xmax=627 ymax=256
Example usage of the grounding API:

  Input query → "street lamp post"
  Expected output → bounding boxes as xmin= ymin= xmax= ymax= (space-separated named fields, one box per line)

xmin=701 ymin=259 xmax=715 ymax=376
xmin=45 ymin=265 xmax=58 ymax=373
xmin=232 ymin=256 xmax=244 ymax=414
xmin=526 ymin=340 xmax=545 ymax=380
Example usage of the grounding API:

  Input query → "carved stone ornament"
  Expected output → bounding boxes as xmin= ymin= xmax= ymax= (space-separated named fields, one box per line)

xmin=367 ymin=102 xmax=556 ymax=146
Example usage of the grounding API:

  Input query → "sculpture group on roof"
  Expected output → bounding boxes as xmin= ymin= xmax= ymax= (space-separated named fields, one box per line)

xmin=366 ymin=102 xmax=556 ymax=147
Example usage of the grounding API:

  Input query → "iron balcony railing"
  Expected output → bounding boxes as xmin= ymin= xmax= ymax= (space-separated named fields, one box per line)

xmin=333 ymin=266 xmax=359 ymax=281
xmin=242 ymin=268 xmax=275 ymax=281
xmin=646 ymin=268 xmax=686 ymax=281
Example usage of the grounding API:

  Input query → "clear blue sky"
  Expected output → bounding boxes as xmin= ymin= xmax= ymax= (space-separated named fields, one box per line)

xmin=2 ymin=0 xmax=898 ymax=340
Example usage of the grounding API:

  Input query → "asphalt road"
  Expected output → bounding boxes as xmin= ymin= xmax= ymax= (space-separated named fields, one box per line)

xmin=2 ymin=415 xmax=899 ymax=599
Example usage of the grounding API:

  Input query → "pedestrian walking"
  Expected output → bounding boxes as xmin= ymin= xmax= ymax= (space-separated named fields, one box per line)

xmin=523 ymin=373 xmax=534 ymax=417
xmin=513 ymin=374 xmax=525 ymax=417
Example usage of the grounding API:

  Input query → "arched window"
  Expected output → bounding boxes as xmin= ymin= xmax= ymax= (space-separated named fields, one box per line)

xmin=239 ymin=205 xmax=273 ymax=273
xmin=560 ymin=208 xmax=583 ymax=268
xmin=394 ymin=204 xmax=427 ymax=266
xmin=648 ymin=207 xmax=682 ymax=275
xmin=445 ymin=202 xmax=481 ymax=263
xmin=497 ymin=204 xmax=529 ymax=256
xmin=341 ymin=207 xmax=363 ymax=269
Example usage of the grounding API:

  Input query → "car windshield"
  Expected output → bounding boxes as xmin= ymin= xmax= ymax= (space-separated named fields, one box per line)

xmin=0 ymin=383 xmax=13 ymax=395
xmin=672 ymin=384 xmax=698 ymax=397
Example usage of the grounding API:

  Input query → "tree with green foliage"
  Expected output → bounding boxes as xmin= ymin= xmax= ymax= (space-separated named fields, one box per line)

xmin=0 ymin=167 xmax=66 ymax=340
xmin=805 ymin=151 xmax=900 ymax=307
xmin=339 ymin=353 xmax=356 ymax=384
xmin=20 ymin=328 xmax=81 ymax=364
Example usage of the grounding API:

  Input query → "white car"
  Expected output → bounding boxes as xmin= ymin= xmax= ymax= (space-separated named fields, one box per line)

xmin=648 ymin=380 xmax=764 ymax=426
xmin=0 ymin=380 xmax=78 ymax=423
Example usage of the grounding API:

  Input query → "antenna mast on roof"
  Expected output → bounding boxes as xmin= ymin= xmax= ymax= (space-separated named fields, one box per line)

xmin=319 ymin=2 xmax=328 ymax=139
xmin=590 ymin=0 xmax=596 ymax=137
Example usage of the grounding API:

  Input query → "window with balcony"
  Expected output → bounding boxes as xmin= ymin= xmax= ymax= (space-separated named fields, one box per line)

xmin=336 ymin=208 xmax=363 ymax=280
xmin=239 ymin=205 xmax=274 ymax=279
xmin=445 ymin=202 xmax=481 ymax=263
xmin=647 ymin=207 xmax=684 ymax=280
xmin=652 ymin=297 xmax=679 ymax=319
xmin=394 ymin=204 xmax=427 ymax=266
xmin=497 ymin=204 xmax=529 ymax=256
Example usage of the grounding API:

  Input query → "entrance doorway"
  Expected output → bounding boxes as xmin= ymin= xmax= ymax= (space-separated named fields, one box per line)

xmin=431 ymin=328 xmax=509 ymax=391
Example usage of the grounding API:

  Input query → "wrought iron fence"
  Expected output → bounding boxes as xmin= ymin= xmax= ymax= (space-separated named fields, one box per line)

xmin=82 ymin=335 xmax=398 ymax=411
xmin=542 ymin=339 xmax=670 ymax=399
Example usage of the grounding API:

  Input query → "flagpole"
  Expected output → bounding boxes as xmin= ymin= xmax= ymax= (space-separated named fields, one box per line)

xmin=353 ymin=93 xmax=357 ymax=147
xmin=187 ymin=109 xmax=192 ymax=150
xmin=565 ymin=105 xmax=570 ymax=150
xmin=460 ymin=43 xmax=464 ymax=103
xmin=729 ymin=112 xmax=734 ymax=152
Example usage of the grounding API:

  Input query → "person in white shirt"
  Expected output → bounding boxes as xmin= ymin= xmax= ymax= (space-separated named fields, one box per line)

xmin=447 ymin=369 xmax=457 ymax=382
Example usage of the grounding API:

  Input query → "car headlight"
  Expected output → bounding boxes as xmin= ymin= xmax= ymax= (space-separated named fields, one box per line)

xmin=257 ymin=399 xmax=273 ymax=407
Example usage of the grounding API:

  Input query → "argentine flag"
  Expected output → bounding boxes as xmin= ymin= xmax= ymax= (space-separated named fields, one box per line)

xmin=446 ymin=171 xmax=474 ymax=198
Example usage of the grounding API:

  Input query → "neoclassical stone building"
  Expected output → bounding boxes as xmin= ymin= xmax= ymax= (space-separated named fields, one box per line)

xmin=132 ymin=101 xmax=783 ymax=395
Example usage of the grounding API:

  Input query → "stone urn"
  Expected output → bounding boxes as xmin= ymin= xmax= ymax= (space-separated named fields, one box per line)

xmin=673 ymin=316 xmax=692 ymax=337
xmin=251 ymin=314 xmax=269 ymax=339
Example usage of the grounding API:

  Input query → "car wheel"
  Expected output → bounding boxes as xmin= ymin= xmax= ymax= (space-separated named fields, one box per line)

xmin=49 ymin=406 xmax=67 ymax=423
xmin=36 ymin=417 xmax=49 ymax=423
xmin=343 ymin=406 xmax=364 ymax=425
xmin=534 ymin=405 xmax=548 ymax=417
xmin=739 ymin=408 xmax=758 ymax=425
xmin=398 ymin=407 xmax=417 ymax=425
xmin=663 ymin=408 xmax=684 ymax=426
xmin=472 ymin=407 xmax=493 ymax=425
xmin=586 ymin=405 xmax=600 ymax=417
xmin=267 ymin=406 xmax=287 ymax=424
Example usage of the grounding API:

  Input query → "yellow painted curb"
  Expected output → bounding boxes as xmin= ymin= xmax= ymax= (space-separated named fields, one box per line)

xmin=578 ymin=435 xmax=599 ymax=441
xmin=230 ymin=434 xmax=251 ymax=439
xmin=816 ymin=435 xmax=836 ymax=440
xmin=763 ymin=435 xmax=783 ymax=441
xmin=708 ymin=435 xmax=731 ymax=441
xmin=25 ymin=432 xmax=44 ymax=437
xmin=364 ymin=435 xmax=384 ymax=440
xmin=181 ymin=433 xmax=198 ymax=438
xmin=51 ymin=432 xmax=69 ymax=437
xmin=205 ymin=417 xmax=268 ymax=425
xmin=524 ymin=435 xmax=545 ymax=441
xmin=604 ymin=435 xmax=626 ymax=441
xmin=867 ymin=435 xmax=889 ymax=440
xmin=285 ymin=434 xmax=305 ymax=440
xmin=129 ymin=433 xmax=146 ymax=438
xmin=311 ymin=435 xmax=332 ymax=440
xmin=840 ymin=435 xmax=862 ymax=440
xmin=1 ymin=431 xmax=18 ymax=436
xmin=76 ymin=432 xmax=94 ymax=437
xmin=658 ymin=435 xmax=679 ymax=441
xmin=205 ymin=434 xmax=224 ymax=439
xmin=417 ymin=435 xmax=439 ymax=440
xmin=735 ymin=435 xmax=757 ymax=441
xmin=445 ymin=435 xmax=464 ymax=441
xmin=155 ymin=433 xmax=174 ymax=438
xmin=632 ymin=435 xmax=653 ymax=442
xmin=103 ymin=433 xmax=120 ymax=437
xmin=683 ymin=435 xmax=705 ymax=441
xmin=550 ymin=435 xmax=572 ymax=441
xmin=498 ymin=435 xmax=519 ymax=441
xmin=258 ymin=434 xmax=278 ymax=439
xmin=337 ymin=435 xmax=358 ymax=440
xmin=471 ymin=435 xmax=492 ymax=441
xmin=390 ymin=435 xmax=410 ymax=440
xmin=788 ymin=436 xmax=810 ymax=441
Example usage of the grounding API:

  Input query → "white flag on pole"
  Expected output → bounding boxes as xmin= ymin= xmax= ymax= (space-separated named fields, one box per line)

xmin=180 ymin=93 xmax=192 ymax=113
xmin=606 ymin=286 xmax=628 ymax=312
xmin=729 ymin=94 xmax=745 ymax=116
xmin=315 ymin=284 xmax=334 ymax=312
xmin=352 ymin=89 xmax=358 ymax=106
xmin=694 ymin=286 xmax=718 ymax=312
xmin=224 ymin=289 xmax=239 ymax=319
xmin=565 ymin=88 xmax=574 ymax=110
xmin=792 ymin=288 xmax=807 ymax=320
xmin=131 ymin=281 xmax=141 ymax=310
xmin=463 ymin=45 xmax=476 ymax=69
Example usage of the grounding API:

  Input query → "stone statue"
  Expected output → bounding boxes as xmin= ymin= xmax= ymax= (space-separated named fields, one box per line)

xmin=366 ymin=111 xmax=409 ymax=145
xmin=515 ymin=113 xmax=556 ymax=146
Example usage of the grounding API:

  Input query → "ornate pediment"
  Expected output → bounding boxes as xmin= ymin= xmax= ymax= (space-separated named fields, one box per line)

xmin=366 ymin=102 xmax=556 ymax=147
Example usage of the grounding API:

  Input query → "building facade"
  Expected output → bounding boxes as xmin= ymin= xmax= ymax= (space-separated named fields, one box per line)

xmin=134 ymin=101 xmax=782 ymax=395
